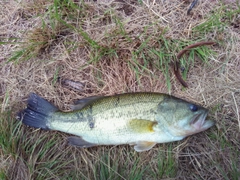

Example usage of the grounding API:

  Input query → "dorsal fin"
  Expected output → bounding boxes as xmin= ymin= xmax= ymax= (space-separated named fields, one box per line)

xmin=71 ymin=96 xmax=103 ymax=110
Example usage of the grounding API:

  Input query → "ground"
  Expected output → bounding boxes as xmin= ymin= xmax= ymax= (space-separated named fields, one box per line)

xmin=0 ymin=0 xmax=240 ymax=179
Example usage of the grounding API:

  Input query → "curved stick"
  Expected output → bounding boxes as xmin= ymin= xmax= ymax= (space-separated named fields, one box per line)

xmin=174 ymin=41 xmax=216 ymax=87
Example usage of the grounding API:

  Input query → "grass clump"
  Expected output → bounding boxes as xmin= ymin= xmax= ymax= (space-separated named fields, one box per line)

xmin=0 ymin=111 xmax=77 ymax=179
xmin=8 ymin=25 xmax=67 ymax=63
xmin=193 ymin=3 xmax=240 ymax=36
xmin=0 ymin=111 xmax=21 ymax=156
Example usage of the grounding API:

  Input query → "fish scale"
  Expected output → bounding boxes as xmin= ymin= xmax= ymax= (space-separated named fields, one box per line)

xmin=17 ymin=92 xmax=215 ymax=152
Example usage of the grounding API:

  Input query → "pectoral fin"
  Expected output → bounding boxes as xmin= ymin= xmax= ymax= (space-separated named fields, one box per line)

xmin=128 ymin=119 xmax=157 ymax=133
xmin=133 ymin=141 xmax=156 ymax=152
xmin=68 ymin=136 xmax=97 ymax=148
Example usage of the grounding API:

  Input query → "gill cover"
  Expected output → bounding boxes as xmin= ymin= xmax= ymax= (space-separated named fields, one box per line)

xmin=156 ymin=96 xmax=214 ymax=137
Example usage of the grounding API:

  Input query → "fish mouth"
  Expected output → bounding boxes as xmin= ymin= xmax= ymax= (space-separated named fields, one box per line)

xmin=190 ymin=112 xmax=215 ymax=132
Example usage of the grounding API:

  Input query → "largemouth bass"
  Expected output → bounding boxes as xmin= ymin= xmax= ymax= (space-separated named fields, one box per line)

xmin=17 ymin=92 xmax=215 ymax=152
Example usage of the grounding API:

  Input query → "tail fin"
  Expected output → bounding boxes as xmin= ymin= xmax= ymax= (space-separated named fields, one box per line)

xmin=17 ymin=93 xmax=58 ymax=130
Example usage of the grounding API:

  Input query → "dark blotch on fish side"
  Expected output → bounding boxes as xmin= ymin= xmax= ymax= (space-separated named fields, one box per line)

xmin=89 ymin=122 xmax=94 ymax=129
xmin=76 ymin=112 xmax=85 ymax=121
xmin=87 ymin=105 xmax=95 ymax=129
xmin=115 ymin=96 xmax=120 ymax=107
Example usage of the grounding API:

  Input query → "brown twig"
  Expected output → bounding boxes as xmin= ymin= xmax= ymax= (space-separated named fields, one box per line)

xmin=58 ymin=77 xmax=85 ymax=92
xmin=174 ymin=41 xmax=216 ymax=87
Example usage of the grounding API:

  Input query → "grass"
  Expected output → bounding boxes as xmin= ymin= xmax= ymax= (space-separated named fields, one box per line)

xmin=0 ymin=0 xmax=240 ymax=179
xmin=6 ymin=0 xmax=217 ymax=89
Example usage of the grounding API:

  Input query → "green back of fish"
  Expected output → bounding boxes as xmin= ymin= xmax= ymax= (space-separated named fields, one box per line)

xmin=82 ymin=92 xmax=165 ymax=119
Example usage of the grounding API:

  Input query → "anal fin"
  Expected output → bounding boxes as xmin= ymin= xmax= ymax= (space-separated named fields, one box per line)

xmin=68 ymin=136 xmax=97 ymax=148
xmin=133 ymin=141 xmax=156 ymax=152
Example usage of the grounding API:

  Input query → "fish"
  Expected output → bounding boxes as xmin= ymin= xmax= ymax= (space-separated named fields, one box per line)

xmin=17 ymin=92 xmax=215 ymax=152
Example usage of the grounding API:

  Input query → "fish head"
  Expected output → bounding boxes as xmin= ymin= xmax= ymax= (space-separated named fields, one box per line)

xmin=156 ymin=96 xmax=215 ymax=137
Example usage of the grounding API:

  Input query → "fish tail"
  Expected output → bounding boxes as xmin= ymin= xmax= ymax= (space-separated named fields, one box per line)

xmin=17 ymin=93 xmax=58 ymax=130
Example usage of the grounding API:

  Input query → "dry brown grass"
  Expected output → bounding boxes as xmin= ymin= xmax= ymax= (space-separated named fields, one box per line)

xmin=0 ymin=0 xmax=240 ymax=179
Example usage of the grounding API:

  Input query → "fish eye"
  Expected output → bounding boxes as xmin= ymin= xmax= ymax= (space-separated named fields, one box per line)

xmin=189 ymin=104 xmax=198 ymax=112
